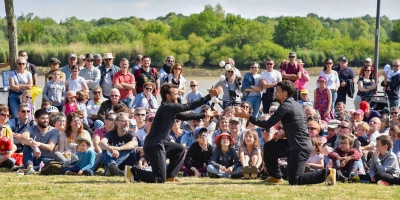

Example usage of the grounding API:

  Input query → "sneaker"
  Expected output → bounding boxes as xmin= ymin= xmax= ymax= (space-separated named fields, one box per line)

xmin=108 ymin=163 xmax=124 ymax=176
xmin=26 ymin=167 xmax=35 ymax=175
xmin=338 ymin=174 xmax=348 ymax=183
xmin=325 ymin=168 xmax=336 ymax=186
xmin=243 ymin=166 xmax=251 ymax=179
xmin=166 ymin=177 xmax=181 ymax=182
xmin=349 ymin=172 xmax=360 ymax=183
xmin=16 ymin=169 xmax=25 ymax=175
xmin=208 ymin=172 xmax=220 ymax=178
xmin=124 ymin=165 xmax=134 ymax=183
xmin=377 ymin=180 xmax=390 ymax=186
xmin=66 ymin=171 xmax=77 ymax=176
xmin=304 ymin=166 xmax=311 ymax=173
xmin=250 ymin=166 xmax=258 ymax=179
xmin=263 ymin=176 xmax=284 ymax=184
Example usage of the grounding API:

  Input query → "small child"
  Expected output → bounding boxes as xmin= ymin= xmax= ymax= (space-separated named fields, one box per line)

xmin=66 ymin=65 xmax=88 ymax=93
xmin=62 ymin=134 xmax=95 ymax=176
xmin=368 ymin=135 xmax=400 ymax=185
xmin=42 ymin=69 xmax=66 ymax=112
xmin=305 ymin=138 xmax=324 ymax=172
xmin=328 ymin=135 xmax=362 ymax=183
xmin=186 ymin=80 xmax=203 ymax=113
xmin=0 ymin=124 xmax=15 ymax=168
xmin=76 ymin=90 xmax=89 ymax=125
xmin=63 ymin=91 xmax=80 ymax=116
xmin=239 ymin=130 xmax=262 ymax=179
xmin=314 ymin=76 xmax=333 ymax=122
xmin=357 ymin=122 xmax=370 ymax=146
xmin=207 ymin=133 xmax=242 ymax=178
xmin=20 ymin=90 xmax=34 ymax=120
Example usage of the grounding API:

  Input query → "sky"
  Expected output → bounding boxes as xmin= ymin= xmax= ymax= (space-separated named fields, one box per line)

xmin=0 ymin=0 xmax=399 ymax=22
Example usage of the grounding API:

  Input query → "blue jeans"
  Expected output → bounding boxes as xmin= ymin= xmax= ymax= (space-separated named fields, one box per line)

xmin=389 ymin=98 xmax=399 ymax=109
xmin=120 ymin=97 xmax=134 ymax=108
xmin=62 ymin=165 xmax=94 ymax=176
xmin=93 ymin=153 xmax=104 ymax=172
xmin=330 ymin=89 xmax=337 ymax=111
xmin=246 ymin=95 xmax=261 ymax=118
xmin=23 ymin=145 xmax=54 ymax=168
xmin=8 ymin=93 xmax=21 ymax=118
xmin=207 ymin=165 xmax=242 ymax=178
xmin=102 ymin=149 xmax=136 ymax=170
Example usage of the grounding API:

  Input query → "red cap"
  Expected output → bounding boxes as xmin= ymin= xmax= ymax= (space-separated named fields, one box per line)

xmin=359 ymin=101 xmax=369 ymax=113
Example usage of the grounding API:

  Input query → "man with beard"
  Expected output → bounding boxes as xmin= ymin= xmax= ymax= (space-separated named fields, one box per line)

xmin=20 ymin=109 xmax=58 ymax=174
xmin=99 ymin=112 xmax=138 ymax=176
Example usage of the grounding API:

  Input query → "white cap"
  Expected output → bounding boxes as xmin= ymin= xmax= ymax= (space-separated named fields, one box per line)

xmin=365 ymin=58 xmax=372 ymax=62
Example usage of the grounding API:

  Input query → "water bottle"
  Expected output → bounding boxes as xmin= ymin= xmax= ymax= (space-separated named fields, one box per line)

xmin=65 ymin=150 xmax=71 ymax=162
xmin=39 ymin=161 xmax=44 ymax=172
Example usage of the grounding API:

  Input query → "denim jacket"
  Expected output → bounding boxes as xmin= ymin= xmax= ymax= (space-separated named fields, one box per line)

xmin=242 ymin=72 xmax=255 ymax=99
xmin=208 ymin=147 xmax=241 ymax=170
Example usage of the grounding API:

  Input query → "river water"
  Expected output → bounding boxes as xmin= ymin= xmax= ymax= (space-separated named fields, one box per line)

xmin=0 ymin=75 xmax=384 ymax=111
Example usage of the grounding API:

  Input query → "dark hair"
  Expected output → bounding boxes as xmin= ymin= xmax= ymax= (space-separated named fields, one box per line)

xmin=65 ymin=112 xmax=85 ymax=143
xmin=390 ymin=125 xmax=400 ymax=138
xmin=240 ymin=101 xmax=253 ymax=116
xmin=376 ymin=135 xmax=392 ymax=150
xmin=105 ymin=112 xmax=117 ymax=119
xmin=340 ymin=135 xmax=354 ymax=146
xmin=70 ymin=65 xmax=80 ymax=71
xmin=18 ymin=50 xmax=27 ymax=56
xmin=265 ymin=58 xmax=274 ymax=63
xmin=311 ymin=137 xmax=321 ymax=154
xmin=361 ymin=66 xmax=374 ymax=80
xmin=135 ymin=55 xmax=143 ymax=61
xmin=200 ymin=105 xmax=213 ymax=123
xmin=160 ymin=83 xmax=178 ymax=101
xmin=379 ymin=114 xmax=390 ymax=128
xmin=162 ymin=63 xmax=173 ymax=75
xmin=323 ymin=58 xmax=333 ymax=71
xmin=113 ymin=103 xmax=129 ymax=113
xmin=215 ymin=135 xmax=234 ymax=149
xmin=276 ymin=80 xmax=295 ymax=99
xmin=34 ymin=109 xmax=48 ymax=119
xmin=142 ymin=55 xmax=151 ymax=61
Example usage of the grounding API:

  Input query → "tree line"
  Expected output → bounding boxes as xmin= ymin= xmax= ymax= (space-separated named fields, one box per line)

xmin=0 ymin=4 xmax=399 ymax=69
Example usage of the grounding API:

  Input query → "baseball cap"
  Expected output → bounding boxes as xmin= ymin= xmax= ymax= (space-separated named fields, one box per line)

xmin=85 ymin=53 xmax=94 ymax=59
xmin=359 ymin=101 xmax=369 ymax=113
xmin=354 ymin=109 xmax=364 ymax=116
xmin=318 ymin=76 xmax=327 ymax=82
xmin=300 ymin=89 xmax=308 ymax=94
xmin=229 ymin=117 xmax=240 ymax=123
xmin=365 ymin=58 xmax=372 ymax=62
xmin=289 ymin=52 xmax=296 ymax=57
xmin=340 ymin=56 xmax=348 ymax=62
xmin=195 ymin=127 xmax=208 ymax=136
xmin=68 ymin=53 xmax=77 ymax=59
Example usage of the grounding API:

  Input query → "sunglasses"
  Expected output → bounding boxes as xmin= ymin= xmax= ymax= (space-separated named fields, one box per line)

xmin=130 ymin=125 xmax=137 ymax=129
xmin=227 ymin=71 xmax=234 ymax=73
xmin=326 ymin=62 xmax=333 ymax=65
xmin=93 ymin=91 xmax=102 ymax=94
xmin=394 ymin=65 xmax=399 ymax=67
xmin=18 ymin=63 xmax=26 ymax=65
xmin=241 ymin=105 xmax=249 ymax=109
xmin=199 ymin=134 xmax=207 ymax=138
xmin=390 ymin=112 xmax=398 ymax=115
xmin=145 ymin=88 xmax=153 ymax=91
xmin=166 ymin=60 xmax=174 ymax=63
xmin=106 ymin=118 xmax=115 ymax=121
xmin=260 ymin=128 xmax=267 ymax=132
xmin=86 ymin=60 xmax=94 ymax=62
xmin=190 ymin=85 xmax=197 ymax=87
xmin=110 ymin=95 xmax=119 ymax=97
xmin=20 ymin=110 xmax=30 ymax=113
xmin=339 ymin=125 xmax=349 ymax=129
xmin=0 ymin=113 xmax=10 ymax=117
xmin=289 ymin=56 xmax=295 ymax=58
xmin=147 ymin=118 xmax=154 ymax=122
xmin=105 ymin=59 xmax=112 ymax=61
xmin=25 ymin=96 xmax=32 ymax=99
xmin=135 ymin=113 xmax=146 ymax=117
xmin=328 ymin=128 xmax=335 ymax=132
xmin=308 ymin=127 xmax=317 ymax=131
xmin=251 ymin=67 xmax=258 ymax=69
xmin=265 ymin=63 xmax=273 ymax=66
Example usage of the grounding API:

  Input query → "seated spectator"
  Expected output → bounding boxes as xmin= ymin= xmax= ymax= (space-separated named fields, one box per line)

xmin=307 ymin=121 xmax=327 ymax=145
xmin=181 ymin=118 xmax=202 ymax=148
xmin=207 ymin=133 xmax=242 ymax=178
xmin=222 ymin=106 xmax=235 ymax=118
xmin=86 ymin=86 xmax=108 ymax=126
xmin=357 ymin=122 xmax=370 ymax=147
xmin=325 ymin=119 xmax=340 ymax=140
xmin=62 ymin=134 xmax=95 ymax=176
xmin=334 ymin=102 xmax=346 ymax=118
xmin=379 ymin=114 xmax=390 ymax=134
xmin=8 ymin=103 xmax=36 ymax=153
xmin=360 ymin=117 xmax=381 ymax=153
xmin=169 ymin=119 xmax=189 ymax=144
xmin=133 ymin=82 xmax=158 ymax=113
xmin=361 ymin=135 xmax=400 ymax=185
xmin=95 ymin=88 xmax=124 ymax=129
xmin=211 ymin=116 xmax=229 ymax=145
xmin=322 ymin=120 xmax=361 ymax=157
xmin=92 ymin=113 xmax=116 ymax=172
xmin=55 ymin=112 xmax=91 ymax=165
xmin=328 ymin=135 xmax=362 ymax=183
xmin=128 ymin=107 xmax=135 ymax=119
xmin=133 ymin=108 xmax=146 ymax=131
xmin=389 ymin=126 xmax=400 ymax=163
xmin=390 ymin=107 xmax=400 ymax=126
xmin=200 ymin=105 xmax=216 ymax=137
xmin=136 ymin=113 xmax=155 ymax=145
xmin=305 ymin=138 xmax=324 ymax=172
xmin=19 ymin=109 xmax=58 ymax=174
xmin=20 ymin=90 xmax=34 ymax=120
xmin=239 ymin=101 xmax=252 ymax=127
xmin=298 ymin=89 xmax=313 ymax=107
xmin=76 ymin=90 xmax=89 ymax=125
xmin=0 ymin=124 xmax=15 ymax=168
xmin=351 ymin=109 xmax=364 ymax=133
xmin=181 ymin=128 xmax=214 ymax=177
xmin=360 ymin=101 xmax=380 ymax=123
xmin=239 ymin=130 xmax=262 ymax=179
xmin=99 ymin=112 xmax=138 ymax=176
xmin=75 ymin=110 xmax=93 ymax=137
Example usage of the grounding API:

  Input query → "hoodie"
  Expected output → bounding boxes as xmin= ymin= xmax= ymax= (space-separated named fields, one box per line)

xmin=369 ymin=150 xmax=400 ymax=178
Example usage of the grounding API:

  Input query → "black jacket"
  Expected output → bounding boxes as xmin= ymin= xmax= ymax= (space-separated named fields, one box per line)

xmin=249 ymin=97 xmax=311 ymax=151
xmin=184 ymin=142 xmax=214 ymax=169
xmin=345 ymin=79 xmax=355 ymax=98
xmin=382 ymin=73 xmax=400 ymax=100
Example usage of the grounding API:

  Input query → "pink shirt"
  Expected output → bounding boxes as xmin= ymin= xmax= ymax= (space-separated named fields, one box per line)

xmin=113 ymin=71 xmax=135 ymax=99
xmin=93 ymin=127 xmax=107 ymax=140
xmin=64 ymin=103 xmax=77 ymax=116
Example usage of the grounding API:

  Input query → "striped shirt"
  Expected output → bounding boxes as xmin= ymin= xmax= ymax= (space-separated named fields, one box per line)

xmin=79 ymin=67 xmax=100 ymax=99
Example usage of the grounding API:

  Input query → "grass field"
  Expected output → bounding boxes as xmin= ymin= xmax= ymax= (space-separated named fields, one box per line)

xmin=1 ymin=170 xmax=399 ymax=200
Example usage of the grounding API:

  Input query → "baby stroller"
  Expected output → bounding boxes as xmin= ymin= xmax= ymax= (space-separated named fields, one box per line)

xmin=362 ymin=91 xmax=390 ymax=115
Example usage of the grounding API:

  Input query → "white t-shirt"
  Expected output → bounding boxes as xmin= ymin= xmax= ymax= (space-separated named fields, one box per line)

xmin=318 ymin=70 xmax=340 ymax=90
xmin=9 ymin=70 xmax=32 ymax=92
xmin=260 ymin=70 xmax=282 ymax=93
xmin=66 ymin=76 xmax=86 ymax=92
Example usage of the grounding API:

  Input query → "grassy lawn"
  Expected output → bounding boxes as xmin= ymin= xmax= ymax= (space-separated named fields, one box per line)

xmin=1 ymin=170 xmax=400 ymax=200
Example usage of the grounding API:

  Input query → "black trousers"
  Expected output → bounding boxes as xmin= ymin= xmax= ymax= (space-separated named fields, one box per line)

xmin=263 ymin=139 xmax=328 ymax=185
xmin=133 ymin=142 xmax=185 ymax=183
xmin=332 ymin=159 xmax=358 ymax=177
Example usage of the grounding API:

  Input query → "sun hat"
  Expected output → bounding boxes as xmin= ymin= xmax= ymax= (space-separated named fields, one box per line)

xmin=75 ymin=133 xmax=92 ymax=147
xmin=300 ymin=89 xmax=308 ymax=94
xmin=214 ymin=132 xmax=235 ymax=145
xmin=103 ymin=53 xmax=114 ymax=59
xmin=49 ymin=58 xmax=61 ymax=65
xmin=326 ymin=119 xmax=341 ymax=129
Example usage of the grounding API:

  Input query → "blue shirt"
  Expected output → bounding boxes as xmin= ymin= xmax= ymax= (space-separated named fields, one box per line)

xmin=75 ymin=149 xmax=95 ymax=171
xmin=131 ymin=63 xmax=141 ymax=75
xmin=61 ymin=65 xmax=72 ymax=79
xmin=181 ymin=131 xmax=196 ymax=147
xmin=362 ymin=110 xmax=381 ymax=123
xmin=8 ymin=118 xmax=36 ymax=134
xmin=169 ymin=129 xmax=190 ymax=144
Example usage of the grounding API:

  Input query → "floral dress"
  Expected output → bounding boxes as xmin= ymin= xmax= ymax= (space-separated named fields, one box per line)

xmin=314 ymin=87 xmax=333 ymax=122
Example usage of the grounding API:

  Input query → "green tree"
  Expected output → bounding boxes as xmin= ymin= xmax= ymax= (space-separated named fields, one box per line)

xmin=349 ymin=18 xmax=371 ymax=40
xmin=392 ymin=21 xmax=400 ymax=42
xmin=273 ymin=17 xmax=317 ymax=48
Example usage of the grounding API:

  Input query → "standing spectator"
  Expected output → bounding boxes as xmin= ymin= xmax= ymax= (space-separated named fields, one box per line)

xmin=354 ymin=66 xmax=376 ymax=109
xmin=66 ymin=65 xmax=89 ymax=93
xmin=383 ymin=59 xmax=400 ymax=108
xmin=77 ymin=55 xmax=85 ymax=70
xmin=134 ymin=56 xmax=160 ymax=96
xmin=80 ymin=54 xmax=101 ymax=99
xmin=42 ymin=69 xmax=66 ymax=112
xmin=164 ymin=63 xmax=186 ymax=102
xmin=159 ymin=55 xmax=175 ymax=85
xmin=281 ymin=52 xmax=302 ymax=101
xmin=334 ymin=56 xmax=355 ymax=105
xmin=186 ymin=80 xmax=203 ymax=113
xmin=18 ymin=50 xmax=38 ymax=85
xmin=93 ymin=54 xmax=103 ymax=69
xmin=113 ymin=58 xmax=136 ymax=108
xmin=242 ymin=62 xmax=262 ymax=118
xmin=389 ymin=107 xmax=400 ymax=126
xmin=297 ymin=59 xmax=310 ymax=93
xmin=131 ymin=54 xmax=143 ymax=75
xmin=45 ymin=58 xmax=66 ymax=83
xmin=314 ymin=76 xmax=333 ymax=122
xmin=8 ymin=57 xmax=33 ymax=118
xmin=319 ymin=58 xmax=340 ymax=110
xmin=99 ymin=53 xmax=120 ymax=99
xmin=225 ymin=58 xmax=242 ymax=78
xmin=215 ymin=66 xmax=241 ymax=109
xmin=133 ymin=82 xmax=158 ymax=113
xmin=61 ymin=53 xmax=78 ymax=79
xmin=260 ymin=58 xmax=282 ymax=114
xmin=87 ymin=86 xmax=108 ymax=125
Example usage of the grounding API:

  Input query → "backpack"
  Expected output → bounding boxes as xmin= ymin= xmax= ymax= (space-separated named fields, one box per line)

xmin=40 ymin=161 xmax=65 ymax=175
xmin=135 ymin=67 xmax=158 ymax=95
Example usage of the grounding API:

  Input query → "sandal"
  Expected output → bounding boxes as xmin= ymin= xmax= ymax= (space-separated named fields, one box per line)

xmin=250 ymin=166 xmax=258 ymax=179
xmin=243 ymin=166 xmax=251 ymax=179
